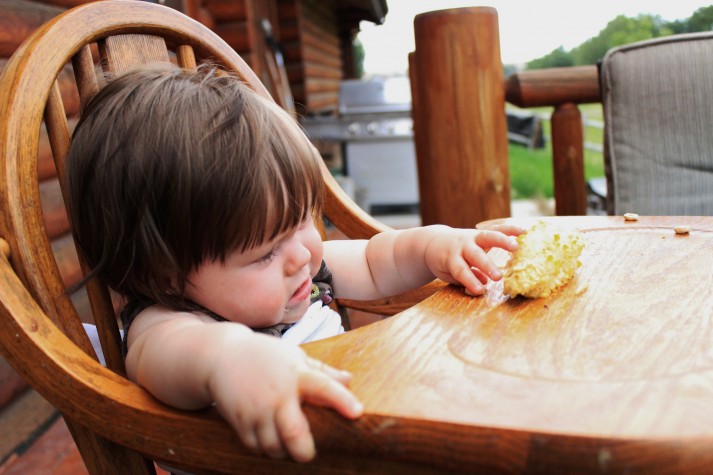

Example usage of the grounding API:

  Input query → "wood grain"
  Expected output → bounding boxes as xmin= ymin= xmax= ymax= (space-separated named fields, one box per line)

xmin=412 ymin=7 xmax=511 ymax=228
xmin=0 ymin=2 xmax=434 ymax=473
xmin=304 ymin=216 xmax=713 ymax=473
xmin=505 ymin=65 xmax=600 ymax=108
xmin=551 ymin=103 xmax=587 ymax=215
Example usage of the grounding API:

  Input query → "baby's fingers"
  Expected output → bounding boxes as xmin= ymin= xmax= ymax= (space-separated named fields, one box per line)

xmin=461 ymin=244 xmax=502 ymax=281
xmin=307 ymin=358 xmax=352 ymax=385
xmin=299 ymin=362 xmax=363 ymax=419
xmin=446 ymin=255 xmax=495 ymax=296
xmin=482 ymin=223 xmax=526 ymax=237
xmin=276 ymin=399 xmax=314 ymax=462
xmin=256 ymin=417 xmax=287 ymax=459
xmin=475 ymin=230 xmax=519 ymax=253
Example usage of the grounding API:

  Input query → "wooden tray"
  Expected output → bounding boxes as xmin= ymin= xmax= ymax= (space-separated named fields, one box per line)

xmin=452 ymin=224 xmax=713 ymax=383
xmin=304 ymin=217 xmax=713 ymax=472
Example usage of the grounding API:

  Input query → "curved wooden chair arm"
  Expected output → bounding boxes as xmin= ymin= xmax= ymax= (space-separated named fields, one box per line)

xmin=337 ymin=280 xmax=447 ymax=316
xmin=0 ymin=2 xmax=440 ymax=472
xmin=0 ymin=238 xmax=447 ymax=474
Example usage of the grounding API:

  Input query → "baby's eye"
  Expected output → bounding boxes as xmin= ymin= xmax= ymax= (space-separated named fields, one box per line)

xmin=255 ymin=249 xmax=277 ymax=264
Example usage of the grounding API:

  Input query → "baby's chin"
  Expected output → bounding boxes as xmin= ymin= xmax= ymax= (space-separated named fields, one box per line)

xmin=282 ymin=299 xmax=310 ymax=324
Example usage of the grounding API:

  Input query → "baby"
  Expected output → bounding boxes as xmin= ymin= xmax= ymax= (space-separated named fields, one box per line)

xmin=66 ymin=62 xmax=522 ymax=462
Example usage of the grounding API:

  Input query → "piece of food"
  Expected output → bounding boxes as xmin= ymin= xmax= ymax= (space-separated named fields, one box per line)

xmin=623 ymin=213 xmax=639 ymax=221
xmin=503 ymin=220 xmax=584 ymax=298
xmin=674 ymin=225 xmax=691 ymax=234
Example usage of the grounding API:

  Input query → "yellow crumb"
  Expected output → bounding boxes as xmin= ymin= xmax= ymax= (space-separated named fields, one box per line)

xmin=623 ymin=213 xmax=639 ymax=221
xmin=503 ymin=220 xmax=584 ymax=298
xmin=674 ymin=225 xmax=691 ymax=235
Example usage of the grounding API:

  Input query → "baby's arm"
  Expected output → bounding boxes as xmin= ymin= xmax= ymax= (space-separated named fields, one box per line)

xmin=324 ymin=224 xmax=522 ymax=299
xmin=125 ymin=307 xmax=362 ymax=462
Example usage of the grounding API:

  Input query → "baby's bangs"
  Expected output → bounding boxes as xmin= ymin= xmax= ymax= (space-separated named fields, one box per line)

xmin=265 ymin=110 xmax=325 ymax=240
xmin=225 ymin=98 xmax=324 ymax=254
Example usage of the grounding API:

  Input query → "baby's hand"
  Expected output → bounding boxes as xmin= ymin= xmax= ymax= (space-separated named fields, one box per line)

xmin=424 ymin=224 xmax=523 ymax=296
xmin=207 ymin=333 xmax=362 ymax=462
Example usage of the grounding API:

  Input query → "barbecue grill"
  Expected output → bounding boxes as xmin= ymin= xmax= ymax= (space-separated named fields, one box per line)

xmin=300 ymin=76 xmax=419 ymax=213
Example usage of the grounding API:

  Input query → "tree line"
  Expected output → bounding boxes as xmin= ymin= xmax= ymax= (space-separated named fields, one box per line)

xmin=521 ymin=6 xmax=713 ymax=71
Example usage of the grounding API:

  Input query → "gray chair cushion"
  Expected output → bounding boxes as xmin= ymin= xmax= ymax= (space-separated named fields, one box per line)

xmin=601 ymin=32 xmax=713 ymax=215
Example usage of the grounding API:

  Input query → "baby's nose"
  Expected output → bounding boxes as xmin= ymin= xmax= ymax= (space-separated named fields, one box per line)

xmin=285 ymin=241 xmax=311 ymax=275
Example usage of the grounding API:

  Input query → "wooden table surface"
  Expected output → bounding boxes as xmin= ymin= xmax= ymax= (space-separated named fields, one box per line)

xmin=304 ymin=216 xmax=713 ymax=474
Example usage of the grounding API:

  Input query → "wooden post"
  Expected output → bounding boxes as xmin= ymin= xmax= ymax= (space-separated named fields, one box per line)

xmin=412 ymin=7 xmax=510 ymax=228
xmin=551 ymin=103 xmax=587 ymax=215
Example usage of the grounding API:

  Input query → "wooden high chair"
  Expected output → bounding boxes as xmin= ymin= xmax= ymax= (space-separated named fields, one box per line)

xmin=0 ymin=1 xmax=441 ymax=473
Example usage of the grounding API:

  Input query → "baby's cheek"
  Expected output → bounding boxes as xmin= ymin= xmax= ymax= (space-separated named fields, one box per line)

xmin=309 ymin=242 xmax=324 ymax=275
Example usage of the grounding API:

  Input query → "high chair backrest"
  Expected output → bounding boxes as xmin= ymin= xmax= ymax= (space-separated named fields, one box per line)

xmin=0 ymin=1 xmax=397 ymax=473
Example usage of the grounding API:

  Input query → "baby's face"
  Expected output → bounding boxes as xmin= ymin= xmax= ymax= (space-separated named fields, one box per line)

xmin=184 ymin=218 xmax=323 ymax=328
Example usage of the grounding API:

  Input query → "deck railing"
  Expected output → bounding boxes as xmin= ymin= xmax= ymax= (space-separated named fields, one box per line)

xmin=410 ymin=7 xmax=604 ymax=227
xmin=505 ymin=65 xmax=602 ymax=216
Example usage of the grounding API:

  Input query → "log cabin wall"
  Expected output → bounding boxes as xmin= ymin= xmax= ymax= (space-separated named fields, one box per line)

xmin=0 ymin=0 xmax=383 ymax=465
xmin=280 ymin=0 xmax=344 ymax=114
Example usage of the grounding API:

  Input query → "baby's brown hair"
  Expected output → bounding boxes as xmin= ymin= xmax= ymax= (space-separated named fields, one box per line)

xmin=67 ymin=62 xmax=323 ymax=309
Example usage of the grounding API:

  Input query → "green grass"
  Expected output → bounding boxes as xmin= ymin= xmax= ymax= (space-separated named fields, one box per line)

xmin=508 ymin=104 xmax=605 ymax=199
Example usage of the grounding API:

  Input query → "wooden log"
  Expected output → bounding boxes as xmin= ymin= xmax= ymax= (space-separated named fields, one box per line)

xmin=196 ymin=7 xmax=216 ymax=31
xmin=276 ymin=0 xmax=297 ymax=20
xmin=299 ymin=44 xmax=342 ymax=69
xmin=31 ymin=0 xmax=88 ymax=8
xmin=300 ymin=27 xmax=340 ymax=58
xmin=303 ymin=91 xmax=338 ymax=112
xmin=213 ymin=20 xmax=250 ymax=53
xmin=0 ymin=0 xmax=65 ymax=57
xmin=287 ymin=62 xmax=340 ymax=82
xmin=203 ymin=0 xmax=248 ymax=22
xmin=304 ymin=77 xmax=339 ymax=94
xmin=505 ymin=65 xmax=600 ymax=108
xmin=413 ymin=7 xmax=510 ymax=227
xmin=551 ymin=103 xmax=587 ymax=215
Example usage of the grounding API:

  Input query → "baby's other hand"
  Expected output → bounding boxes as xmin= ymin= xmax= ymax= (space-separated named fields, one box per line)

xmin=207 ymin=333 xmax=362 ymax=462
xmin=425 ymin=226 xmax=523 ymax=296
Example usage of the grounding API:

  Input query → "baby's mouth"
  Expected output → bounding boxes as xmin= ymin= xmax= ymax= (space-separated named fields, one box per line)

xmin=286 ymin=277 xmax=312 ymax=308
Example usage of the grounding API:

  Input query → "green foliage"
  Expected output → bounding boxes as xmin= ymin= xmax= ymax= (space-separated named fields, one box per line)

xmin=509 ymin=142 xmax=605 ymax=199
xmin=508 ymin=144 xmax=554 ymax=199
xmin=508 ymin=105 xmax=605 ymax=199
xmin=526 ymin=47 xmax=574 ymax=70
xmin=352 ymin=39 xmax=365 ymax=79
xmin=572 ymin=14 xmax=673 ymax=65
xmin=670 ymin=6 xmax=713 ymax=33
xmin=522 ymin=8 xmax=708 ymax=70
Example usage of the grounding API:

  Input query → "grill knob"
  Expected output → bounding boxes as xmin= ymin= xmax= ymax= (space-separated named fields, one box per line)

xmin=366 ymin=122 xmax=378 ymax=134
xmin=347 ymin=122 xmax=361 ymax=135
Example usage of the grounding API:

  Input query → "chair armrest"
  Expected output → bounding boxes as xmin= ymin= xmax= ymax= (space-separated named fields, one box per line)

xmin=336 ymin=280 xmax=448 ymax=316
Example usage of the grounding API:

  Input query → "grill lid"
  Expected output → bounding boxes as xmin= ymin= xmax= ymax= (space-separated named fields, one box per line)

xmin=338 ymin=76 xmax=411 ymax=115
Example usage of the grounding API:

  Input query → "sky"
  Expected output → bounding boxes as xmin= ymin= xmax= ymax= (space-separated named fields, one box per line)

xmin=357 ymin=0 xmax=712 ymax=75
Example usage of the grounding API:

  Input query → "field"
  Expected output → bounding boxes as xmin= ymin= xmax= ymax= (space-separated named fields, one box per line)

xmin=509 ymin=104 xmax=605 ymax=199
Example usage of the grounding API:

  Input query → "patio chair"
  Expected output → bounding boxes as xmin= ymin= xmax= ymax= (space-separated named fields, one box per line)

xmin=600 ymin=32 xmax=713 ymax=215
xmin=0 ymin=2 xmax=442 ymax=473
